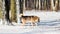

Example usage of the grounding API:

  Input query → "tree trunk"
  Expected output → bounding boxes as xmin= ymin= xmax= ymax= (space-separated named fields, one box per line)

xmin=10 ymin=0 xmax=16 ymax=22
xmin=23 ymin=0 xmax=25 ymax=11
xmin=59 ymin=0 xmax=60 ymax=10
xmin=36 ymin=0 xmax=39 ymax=9
xmin=16 ymin=0 xmax=20 ymax=24
xmin=54 ymin=0 xmax=58 ymax=11
xmin=0 ymin=0 xmax=3 ymax=19
xmin=44 ymin=0 xmax=47 ymax=10
xmin=51 ymin=0 xmax=58 ymax=11
xmin=51 ymin=0 xmax=54 ymax=10
xmin=39 ymin=0 xmax=41 ymax=10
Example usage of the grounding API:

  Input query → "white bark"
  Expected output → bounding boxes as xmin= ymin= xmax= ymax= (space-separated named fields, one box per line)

xmin=2 ymin=0 xmax=7 ymax=25
xmin=51 ymin=0 xmax=54 ymax=10
xmin=16 ymin=0 xmax=20 ymax=24
xmin=23 ymin=0 xmax=25 ymax=11
xmin=39 ymin=0 xmax=41 ymax=9
xmin=36 ymin=0 xmax=38 ymax=9
xmin=55 ymin=0 xmax=58 ymax=10
xmin=51 ymin=0 xmax=58 ymax=11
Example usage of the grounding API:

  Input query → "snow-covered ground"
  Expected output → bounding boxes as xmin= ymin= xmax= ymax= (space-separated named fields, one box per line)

xmin=0 ymin=11 xmax=60 ymax=34
xmin=0 ymin=25 xmax=60 ymax=34
xmin=23 ymin=10 xmax=60 ymax=21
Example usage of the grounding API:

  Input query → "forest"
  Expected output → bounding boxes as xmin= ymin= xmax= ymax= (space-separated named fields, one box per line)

xmin=0 ymin=0 xmax=60 ymax=23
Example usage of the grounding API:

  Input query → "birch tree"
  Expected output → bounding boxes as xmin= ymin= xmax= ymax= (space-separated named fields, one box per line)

xmin=36 ymin=0 xmax=39 ymax=9
xmin=54 ymin=0 xmax=58 ymax=11
xmin=51 ymin=0 xmax=58 ymax=11
xmin=23 ymin=0 xmax=25 ymax=11
xmin=51 ymin=0 xmax=54 ymax=10
xmin=16 ymin=0 xmax=20 ymax=24
xmin=39 ymin=0 xmax=41 ymax=10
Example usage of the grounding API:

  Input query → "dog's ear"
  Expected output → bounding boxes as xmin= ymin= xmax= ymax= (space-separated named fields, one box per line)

xmin=19 ymin=14 xmax=23 ymax=17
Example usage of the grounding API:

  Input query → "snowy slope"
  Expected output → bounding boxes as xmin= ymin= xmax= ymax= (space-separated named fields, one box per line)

xmin=0 ymin=11 xmax=60 ymax=34
xmin=23 ymin=10 xmax=60 ymax=21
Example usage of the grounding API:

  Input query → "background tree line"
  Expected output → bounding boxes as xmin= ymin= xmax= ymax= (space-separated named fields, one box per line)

xmin=0 ymin=0 xmax=60 ymax=23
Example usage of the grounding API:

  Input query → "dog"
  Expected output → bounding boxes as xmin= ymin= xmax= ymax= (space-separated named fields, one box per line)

xmin=19 ymin=14 xmax=40 ymax=26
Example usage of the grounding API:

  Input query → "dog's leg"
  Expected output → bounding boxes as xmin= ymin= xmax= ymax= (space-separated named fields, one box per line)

xmin=22 ymin=20 xmax=26 ymax=26
xmin=20 ymin=18 xmax=25 ymax=28
xmin=21 ymin=18 xmax=25 ymax=26
xmin=31 ymin=22 xmax=33 ymax=27
xmin=35 ymin=23 xmax=37 ymax=26
xmin=31 ymin=17 xmax=33 ymax=27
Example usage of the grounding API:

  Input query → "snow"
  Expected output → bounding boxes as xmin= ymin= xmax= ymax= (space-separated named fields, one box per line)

xmin=23 ymin=10 xmax=60 ymax=21
xmin=0 ymin=11 xmax=60 ymax=34
xmin=0 ymin=25 xmax=60 ymax=34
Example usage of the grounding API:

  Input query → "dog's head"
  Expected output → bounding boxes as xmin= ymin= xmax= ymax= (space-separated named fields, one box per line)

xmin=19 ymin=14 xmax=23 ymax=17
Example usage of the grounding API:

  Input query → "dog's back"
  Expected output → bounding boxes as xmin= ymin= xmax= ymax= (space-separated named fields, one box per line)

xmin=21 ymin=16 xmax=34 ymax=20
xmin=21 ymin=16 xmax=40 ymax=23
